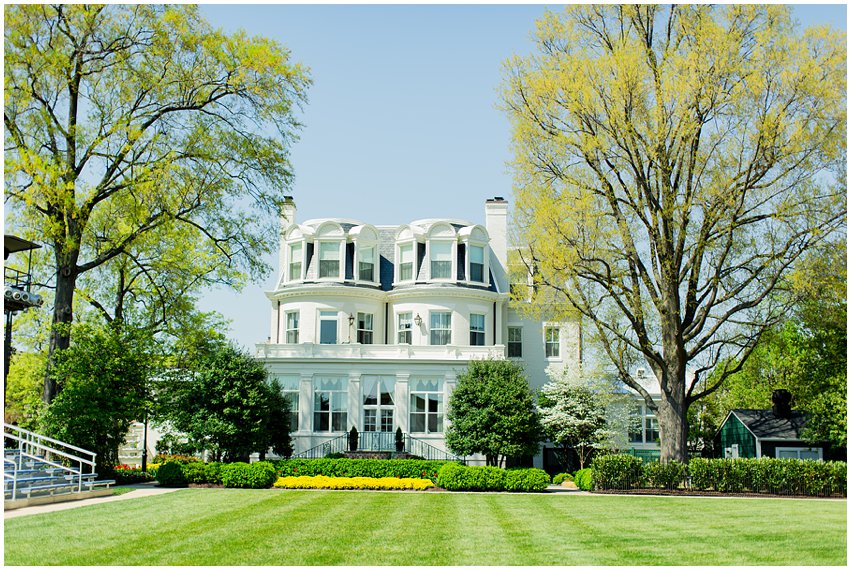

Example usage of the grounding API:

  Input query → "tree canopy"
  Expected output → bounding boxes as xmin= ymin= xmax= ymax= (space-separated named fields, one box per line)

xmin=4 ymin=4 xmax=310 ymax=403
xmin=503 ymin=5 xmax=846 ymax=461
xmin=445 ymin=359 xmax=541 ymax=466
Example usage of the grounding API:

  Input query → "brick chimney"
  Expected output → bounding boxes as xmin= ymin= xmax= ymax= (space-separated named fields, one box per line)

xmin=278 ymin=196 xmax=296 ymax=274
xmin=485 ymin=197 xmax=508 ymax=270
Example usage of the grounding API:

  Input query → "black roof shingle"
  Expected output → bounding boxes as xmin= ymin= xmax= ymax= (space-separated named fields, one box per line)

xmin=731 ymin=409 xmax=808 ymax=440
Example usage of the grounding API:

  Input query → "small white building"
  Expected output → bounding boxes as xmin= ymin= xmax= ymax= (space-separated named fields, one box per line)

xmin=257 ymin=197 xmax=581 ymax=466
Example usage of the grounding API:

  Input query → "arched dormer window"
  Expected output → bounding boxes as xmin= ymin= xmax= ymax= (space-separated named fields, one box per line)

xmin=459 ymin=225 xmax=490 ymax=286
xmin=283 ymin=225 xmax=312 ymax=284
xmin=350 ymin=225 xmax=379 ymax=284
xmin=315 ymin=222 xmax=345 ymax=281
xmin=394 ymin=225 xmax=422 ymax=284
xmin=426 ymin=222 xmax=457 ymax=282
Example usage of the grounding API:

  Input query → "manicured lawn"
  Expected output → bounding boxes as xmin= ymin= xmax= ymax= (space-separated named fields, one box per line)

xmin=4 ymin=489 xmax=846 ymax=565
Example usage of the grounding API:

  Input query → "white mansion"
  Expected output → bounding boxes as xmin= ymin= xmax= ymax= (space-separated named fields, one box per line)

xmin=256 ymin=196 xmax=662 ymax=467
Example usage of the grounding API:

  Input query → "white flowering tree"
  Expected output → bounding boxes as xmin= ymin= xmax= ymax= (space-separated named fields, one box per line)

xmin=538 ymin=368 xmax=632 ymax=470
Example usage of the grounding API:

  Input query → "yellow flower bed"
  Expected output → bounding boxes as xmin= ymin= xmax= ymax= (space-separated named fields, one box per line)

xmin=274 ymin=475 xmax=434 ymax=491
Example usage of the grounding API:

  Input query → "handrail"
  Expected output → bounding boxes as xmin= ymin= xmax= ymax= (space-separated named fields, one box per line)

xmin=4 ymin=433 xmax=95 ymax=470
xmin=4 ymin=458 xmax=17 ymax=499
xmin=292 ymin=433 xmax=349 ymax=459
xmin=4 ymin=423 xmax=95 ymax=459
xmin=405 ymin=434 xmax=465 ymax=462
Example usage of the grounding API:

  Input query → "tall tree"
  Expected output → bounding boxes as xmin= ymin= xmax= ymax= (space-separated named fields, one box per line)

xmin=503 ymin=5 xmax=846 ymax=461
xmin=4 ymin=5 xmax=310 ymax=404
xmin=445 ymin=359 xmax=542 ymax=467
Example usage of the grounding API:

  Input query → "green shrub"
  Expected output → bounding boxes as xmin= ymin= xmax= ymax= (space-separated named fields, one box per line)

xmin=205 ymin=462 xmax=224 ymax=485
xmin=182 ymin=461 xmax=208 ymax=484
xmin=112 ymin=464 xmax=154 ymax=485
xmin=221 ymin=461 xmax=278 ymax=489
xmin=592 ymin=454 xmax=643 ymax=490
xmin=273 ymin=458 xmax=448 ymax=481
xmin=643 ymin=461 xmax=687 ymax=489
xmin=574 ymin=468 xmax=593 ymax=491
xmin=153 ymin=453 xmax=201 ymax=465
xmin=552 ymin=472 xmax=573 ymax=485
xmin=686 ymin=457 xmax=847 ymax=496
xmin=504 ymin=468 xmax=550 ymax=492
xmin=156 ymin=461 xmax=187 ymax=487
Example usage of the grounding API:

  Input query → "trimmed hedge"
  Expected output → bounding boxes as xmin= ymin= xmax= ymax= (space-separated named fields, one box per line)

xmin=112 ymin=464 xmax=154 ymax=485
xmin=155 ymin=461 xmax=187 ymax=487
xmin=274 ymin=475 xmax=434 ymax=491
xmin=552 ymin=472 xmax=573 ymax=485
xmin=273 ymin=458 xmax=450 ymax=481
xmin=152 ymin=454 xmax=202 ymax=465
xmin=574 ymin=468 xmax=593 ymax=491
xmin=221 ymin=461 xmax=278 ymax=489
xmin=436 ymin=463 xmax=549 ymax=492
xmin=590 ymin=454 xmax=847 ymax=496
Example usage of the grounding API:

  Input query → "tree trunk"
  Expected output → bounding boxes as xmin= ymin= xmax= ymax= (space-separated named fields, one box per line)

xmin=656 ymin=364 xmax=689 ymax=463
xmin=45 ymin=257 xmax=79 ymax=404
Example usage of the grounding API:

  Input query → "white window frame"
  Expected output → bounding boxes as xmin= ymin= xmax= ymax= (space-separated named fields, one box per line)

xmin=313 ymin=377 xmax=348 ymax=432
xmin=397 ymin=312 xmax=413 ymax=344
xmin=469 ymin=313 xmax=486 ymax=346
xmin=278 ymin=376 xmax=300 ymax=433
xmin=775 ymin=447 xmax=823 ymax=461
xmin=466 ymin=243 xmax=487 ymax=284
xmin=507 ymin=326 xmax=522 ymax=358
xmin=396 ymin=241 xmax=416 ymax=283
xmin=428 ymin=239 xmax=455 ymax=281
xmin=285 ymin=310 xmax=299 ymax=344
xmin=287 ymin=241 xmax=305 ymax=282
xmin=544 ymin=326 xmax=560 ymax=359
xmin=319 ymin=310 xmax=339 ymax=345
xmin=356 ymin=312 xmax=374 ymax=345
xmin=362 ymin=377 xmax=395 ymax=433
xmin=409 ymin=378 xmax=444 ymax=434
xmin=317 ymin=240 xmax=343 ymax=280
xmin=355 ymin=244 xmax=377 ymax=283
xmin=430 ymin=311 xmax=452 ymax=346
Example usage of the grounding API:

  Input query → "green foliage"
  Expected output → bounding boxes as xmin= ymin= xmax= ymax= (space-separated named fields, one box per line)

xmin=643 ymin=462 xmax=688 ymax=490
xmin=154 ymin=433 xmax=198 ymax=457
xmin=445 ymin=359 xmax=541 ymax=466
xmin=221 ymin=461 xmax=278 ymax=489
xmin=552 ymin=472 xmax=573 ymax=485
xmin=573 ymin=468 xmax=593 ymax=491
xmin=157 ymin=342 xmax=291 ymax=461
xmin=688 ymin=457 xmax=846 ymax=496
xmin=152 ymin=454 xmax=202 ymax=465
xmin=4 ymin=5 xmax=311 ymax=383
xmin=4 ymin=352 xmax=47 ymax=430
xmin=156 ymin=462 xmax=187 ymax=487
xmin=181 ymin=462 xmax=208 ymax=484
xmin=591 ymin=455 xmax=643 ymax=490
xmin=273 ymin=458 xmax=447 ymax=481
xmin=204 ymin=462 xmax=224 ymax=485
xmin=40 ymin=324 xmax=151 ymax=474
xmin=112 ymin=465 xmax=154 ymax=485
xmin=436 ymin=463 xmax=549 ymax=492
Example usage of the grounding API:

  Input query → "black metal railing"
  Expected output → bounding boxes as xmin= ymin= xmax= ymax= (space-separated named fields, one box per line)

xmin=292 ymin=431 xmax=465 ymax=462
xmin=4 ymin=267 xmax=33 ymax=292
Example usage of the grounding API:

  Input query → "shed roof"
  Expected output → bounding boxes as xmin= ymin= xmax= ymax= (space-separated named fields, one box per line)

xmin=730 ymin=409 xmax=808 ymax=440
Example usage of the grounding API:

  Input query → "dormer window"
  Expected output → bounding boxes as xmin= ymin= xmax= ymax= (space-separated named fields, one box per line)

xmin=358 ymin=246 xmax=375 ymax=282
xmin=430 ymin=241 xmax=453 ymax=279
xmin=469 ymin=245 xmax=485 ymax=283
xmin=288 ymin=242 xmax=303 ymax=281
xmin=398 ymin=243 xmax=414 ymax=282
xmin=318 ymin=242 xmax=341 ymax=278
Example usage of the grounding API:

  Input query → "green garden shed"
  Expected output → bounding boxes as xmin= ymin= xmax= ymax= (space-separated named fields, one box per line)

xmin=716 ymin=408 xmax=825 ymax=460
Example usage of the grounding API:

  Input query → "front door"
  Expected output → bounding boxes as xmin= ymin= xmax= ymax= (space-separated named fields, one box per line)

xmin=362 ymin=376 xmax=395 ymax=450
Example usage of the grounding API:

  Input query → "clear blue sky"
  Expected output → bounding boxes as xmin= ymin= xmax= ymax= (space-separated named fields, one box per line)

xmin=196 ymin=4 xmax=848 ymax=349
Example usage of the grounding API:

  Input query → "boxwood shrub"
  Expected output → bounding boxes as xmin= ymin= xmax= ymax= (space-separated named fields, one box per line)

xmin=552 ymin=472 xmax=573 ymax=485
xmin=273 ymin=458 xmax=449 ymax=481
xmin=504 ymin=468 xmax=550 ymax=492
xmin=574 ymin=468 xmax=593 ymax=491
xmin=221 ymin=461 xmax=278 ymax=489
xmin=204 ymin=462 xmax=224 ymax=485
xmin=643 ymin=460 xmax=687 ymax=490
xmin=592 ymin=454 xmax=643 ymax=490
xmin=436 ymin=463 xmax=548 ymax=492
xmin=182 ymin=461 xmax=208 ymax=484
xmin=155 ymin=461 xmax=187 ymax=487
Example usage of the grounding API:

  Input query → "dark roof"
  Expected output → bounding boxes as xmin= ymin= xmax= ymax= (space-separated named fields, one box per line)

xmin=731 ymin=409 xmax=808 ymax=440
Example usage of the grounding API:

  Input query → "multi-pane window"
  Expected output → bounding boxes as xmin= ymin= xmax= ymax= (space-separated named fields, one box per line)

xmin=363 ymin=377 xmax=394 ymax=433
xmin=409 ymin=378 xmax=443 ymax=433
xmin=357 ymin=312 xmax=374 ymax=344
xmin=430 ymin=311 xmax=452 ymax=345
xmin=545 ymin=326 xmax=560 ymax=358
xmin=469 ymin=313 xmax=485 ymax=346
xmin=507 ymin=326 xmax=522 ymax=357
xmin=430 ymin=241 xmax=452 ymax=279
xmin=318 ymin=242 xmax=340 ymax=278
xmin=629 ymin=404 xmax=659 ymax=444
xmin=288 ymin=242 xmax=303 ymax=281
xmin=358 ymin=246 xmax=375 ymax=282
xmin=398 ymin=243 xmax=414 ymax=281
xmin=285 ymin=311 xmax=299 ymax=344
xmin=645 ymin=415 xmax=660 ymax=443
xmin=397 ymin=312 xmax=412 ymax=344
xmin=279 ymin=376 xmax=300 ymax=433
xmin=319 ymin=311 xmax=338 ymax=344
xmin=469 ymin=245 xmax=485 ymax=283
xmin=313 ymin=378 xmax=348 ymax=432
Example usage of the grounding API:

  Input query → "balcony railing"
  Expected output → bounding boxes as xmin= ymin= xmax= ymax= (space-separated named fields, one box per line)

xmin=257 ymin=342 xmax=506 ymax=361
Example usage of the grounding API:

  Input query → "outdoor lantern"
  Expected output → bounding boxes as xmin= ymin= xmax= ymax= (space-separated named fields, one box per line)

xmin=348 ymin=313 xmax=355 ymax=327
xmin=414 ymin=314 xmax=422 ymax=327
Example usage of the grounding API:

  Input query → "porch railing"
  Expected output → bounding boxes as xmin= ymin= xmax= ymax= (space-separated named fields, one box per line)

xmin=291 ymin=431 xmax=464 ymax=462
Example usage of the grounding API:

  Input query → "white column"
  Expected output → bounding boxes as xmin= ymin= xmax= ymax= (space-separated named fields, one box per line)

xmin=299 ymin=373 xmax=312 ymax=433
xmin=348 ymin=372 xmax=361 ymax=432
xmin=395 ymin=373 xmax=410 ymax=433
